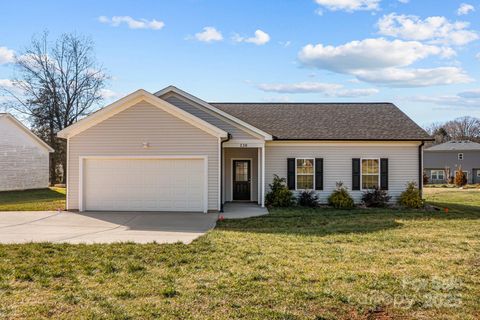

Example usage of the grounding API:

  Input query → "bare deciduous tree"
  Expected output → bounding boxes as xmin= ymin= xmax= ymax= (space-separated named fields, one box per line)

xmin=1 ymin=32 xmax=108 ymax=183
xmin=424 ymin=116 xmax=480 ymax=145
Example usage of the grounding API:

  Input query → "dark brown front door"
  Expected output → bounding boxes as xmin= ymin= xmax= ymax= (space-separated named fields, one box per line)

xmin=233 ymin=160 xmax=251 ymax=200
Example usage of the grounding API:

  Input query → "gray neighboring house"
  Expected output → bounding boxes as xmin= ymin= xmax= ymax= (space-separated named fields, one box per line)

xmin=0 ymin=113 xmax=54 ymax=191
xmin=424 ymin=140 xmax=480 ymax=184
xmin=58 ymin=86 xmax=432 ymax=213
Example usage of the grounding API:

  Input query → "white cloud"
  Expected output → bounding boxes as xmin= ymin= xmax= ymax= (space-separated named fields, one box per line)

xmin=0 ymin=47 xmax=15 ymax=64
xmin=233 ymin=30 xmax=270 ymax=45
xmin=298 ymin=38 xmax=454 ymax=72
xmin=457 ymin=3 xmax=475 ymax=15
xmin=314 ymin=0 xmax=380 ymax=12
xmin=0 ymin=79 xmax=14 ymax=89
xmin=398 ymin=0 xmax=409 ymax=3
xmin=476 ymin=52 xmax=480 ymax=60
xmin=100 ymin=89 xmax=120 ymax=100
xmin=194 ymin=27 xmax=223 ymax=42
xmin=297 ymin=38 xmax=473 ymax=87
xmin=98 ymin=16 xmax=164 ymax=30
xmin=353 ymin=67 xmax=472 ymax=87
xmin=257 ymin=81 xmax=379 ymax=97
xmin=377 ymin=13 xmax=478 ymax=46
xmin=413 ymin=88 xmax=480 ymax=107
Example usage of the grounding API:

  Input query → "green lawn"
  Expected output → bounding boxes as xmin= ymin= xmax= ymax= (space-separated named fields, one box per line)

xmin=0 ymin=189 xmax=479 ymax=319
xmin=0 ymin=188 xmax=66 ymax=211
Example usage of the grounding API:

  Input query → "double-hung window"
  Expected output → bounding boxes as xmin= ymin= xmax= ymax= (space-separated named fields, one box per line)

xmin=431 ymin=170 xmax=445 ymax=181
xmin=361 ymin=159 xmax=380 ymax=189
xmin=296 ymin=158 xmax=314 ymax=190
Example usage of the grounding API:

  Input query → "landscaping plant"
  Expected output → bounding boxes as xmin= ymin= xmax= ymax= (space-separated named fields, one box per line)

xmin=398 ymin=182 xmax=423 ymax=208
xmin=265 ymin=174 xmax=295 ymax=207
xmin=361 ymin=187 xmax=391 ymax=208
xmin=454 ymin=166 xmax=467 ymax=187
xmin=297 ymin=190 xmax=319 ymax=207
xmin=328 ymin=182 xmax=354 ymax=209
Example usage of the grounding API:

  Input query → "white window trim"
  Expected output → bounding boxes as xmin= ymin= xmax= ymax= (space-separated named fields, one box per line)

xmin=458 ymin=153 xmax=464 ymax=160
xmin=360 ymin=158 xmax=381 ymax=191
xmin=430 ymin=170 xmax=445 ymax=181
xmin=295 ymin=157 xmax=315 ymax=191
xmin=477 ymin=170 xmax=480 ymax=178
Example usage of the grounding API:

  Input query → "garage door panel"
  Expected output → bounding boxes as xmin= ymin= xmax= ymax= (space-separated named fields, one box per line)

xmin=84 ymin=158 xmax=205 ymax=212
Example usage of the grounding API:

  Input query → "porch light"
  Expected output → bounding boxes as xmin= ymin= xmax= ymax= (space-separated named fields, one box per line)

xmin=142 ymin=142 xmax=150 ymax=149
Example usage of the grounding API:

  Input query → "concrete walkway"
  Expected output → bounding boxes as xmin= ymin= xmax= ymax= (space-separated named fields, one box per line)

xmin=222 ymin=202 xmax=269 ymax=219
xmin=0 ymin=211 xmax=217 ymax=244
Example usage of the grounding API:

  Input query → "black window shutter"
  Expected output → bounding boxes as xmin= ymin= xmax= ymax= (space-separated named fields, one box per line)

xmin=287 ymin=158 xmax=295 ymax=190
xmin=380 ymin=158 xmax=389 ymax=190
xmin=315 ymin=158 xmax=323 ymax=190
xmin=352 ymin=158 xmax=360 ymax=190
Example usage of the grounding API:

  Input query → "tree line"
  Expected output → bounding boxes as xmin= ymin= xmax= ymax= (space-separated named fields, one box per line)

xmin=424 ymin=116 xmax=480 ymax=145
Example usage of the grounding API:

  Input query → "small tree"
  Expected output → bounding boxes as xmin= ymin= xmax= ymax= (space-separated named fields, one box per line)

xmin=265 ymin=175 xmax=294 ymax=207
xmin=398 ymin=182 xmax=423 ymax=209
xmin=454 ymin=166 xmax=467 ymax=187
xmin=444 ymin=166 xmax=451 ymax=184
xmin=423 ymin=172 xmax=429 ymax=185
xmin=328 ymin=182 xmax=354 ymax=209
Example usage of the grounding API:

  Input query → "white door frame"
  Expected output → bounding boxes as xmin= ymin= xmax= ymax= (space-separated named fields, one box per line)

xmin=230 ymin=158 xmax=253 ymax=201
xmin=78 ymin=155 xmax=209 ymax=213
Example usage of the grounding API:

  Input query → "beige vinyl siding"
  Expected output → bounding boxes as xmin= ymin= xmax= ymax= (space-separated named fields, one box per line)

xmin=161 ymin=93 xmax=259 ymax=140
xmin=68 ymin=101 xmax=219 ymax=211
xmin=224 ymin=148 xmax=258 ymax=202
xmin=265 ymin=141 xmax=421 ymax=202
xmin=0 ymin=116 xmax=50 ymax=191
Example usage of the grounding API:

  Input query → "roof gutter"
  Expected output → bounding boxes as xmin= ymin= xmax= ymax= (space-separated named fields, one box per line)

xmin=220 ymin=133 xmax=232 ymax=213
xmin=419 ymin=141 xmax=425 ymax=197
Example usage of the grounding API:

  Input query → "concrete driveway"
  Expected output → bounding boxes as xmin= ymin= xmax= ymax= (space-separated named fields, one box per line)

xmin=0 ymin=211 xmax=218 ymax=244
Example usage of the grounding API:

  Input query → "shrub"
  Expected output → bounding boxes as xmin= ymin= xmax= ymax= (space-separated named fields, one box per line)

xmin=361 ymin=187 xmax=391 ymax=208
xmin=328 ymin=182 xmax=354 ymax=209
xmin=423 ymin=172 xmax=429 ymax=185
xmin=398 ymin=182 xmax=423 ymax=209
xmin=454 ymin=166 xmax=467 ymax=187
xmin=297 ymin=190 xmax=319 ymax=207
xmin=265 ymin=174 xmax=295 ymax=207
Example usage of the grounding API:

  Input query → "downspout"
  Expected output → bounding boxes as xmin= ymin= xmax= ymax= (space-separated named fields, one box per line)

xmin=419 ymin=141 xmax=425 ymax=197
xmin=220 ymin=133 xmax=232 ymax=212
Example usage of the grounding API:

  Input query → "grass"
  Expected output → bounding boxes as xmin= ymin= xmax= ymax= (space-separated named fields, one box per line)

xmin=0 ymin=189 xmax=478 ymax=319
xmin=0 ymin=188 xmax=65 ymax=211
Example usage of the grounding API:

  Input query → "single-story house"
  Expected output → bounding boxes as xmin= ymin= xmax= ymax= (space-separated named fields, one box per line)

xmin=57 ymin=86 xmax=432 ymax=213
xmin=0 ymin=113 xmax=54 ymax=191
xmin=424 ymin=140 xmax=480 ymax=184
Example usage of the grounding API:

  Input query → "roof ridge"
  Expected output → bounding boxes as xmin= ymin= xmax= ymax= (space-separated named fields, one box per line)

xmin=209 ymin=102 xmax=394 ymax=105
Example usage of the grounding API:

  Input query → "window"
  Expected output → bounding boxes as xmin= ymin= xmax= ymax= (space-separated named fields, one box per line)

xmin=477 ymin=171 xmax=480 ymax=178
xmin=296 ymin=158 xmax=314 ymax=189
xmin=431 ymin=170 xmax=445 ymax=181
xmin=458 ymin=153 xmax=464 ymax=160
xmin=361 ymin=159 xmax=379 ymax=189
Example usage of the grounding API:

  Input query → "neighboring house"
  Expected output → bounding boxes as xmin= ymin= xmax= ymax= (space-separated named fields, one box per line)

xmin=57 ymin=86 xmax=432 ymax=213
xmin=424 ymin=140 xmax=480 ymax=184
xmin=0 ymin=113 xmax=54 ymax=191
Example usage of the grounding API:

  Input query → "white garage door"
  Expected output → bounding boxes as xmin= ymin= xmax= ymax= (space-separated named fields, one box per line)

xmin=83 ymin=158 xmax=205 ymax=212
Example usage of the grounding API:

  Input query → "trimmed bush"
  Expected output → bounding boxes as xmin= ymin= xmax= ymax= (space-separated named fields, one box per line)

xmin=455 ymin=166 xmax=467 ymax=187
xmin=398 ymin=182 xmax=423 ymax=209
xmin=297 ymin=190 xmax=319 ymax=208
xmin=361 ymin=187 xmax=391 ymax=208
xmin=265 ymin=175 xmax=295 ymax=207
xmin=328 ymin=182 xmax=354 ymax=209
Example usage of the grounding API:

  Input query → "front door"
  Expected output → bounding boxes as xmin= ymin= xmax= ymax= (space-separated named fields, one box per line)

xmin=233 ymin=160 xmax=251 ymax=200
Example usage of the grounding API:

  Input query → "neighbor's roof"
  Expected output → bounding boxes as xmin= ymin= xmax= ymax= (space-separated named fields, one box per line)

xmin=0 ymin=113 xmax=54 ymax=152
xmin=210 ymin=102 xmax=432 ymax=141
xmin=425 ymin=140 xmax=480 ymax=151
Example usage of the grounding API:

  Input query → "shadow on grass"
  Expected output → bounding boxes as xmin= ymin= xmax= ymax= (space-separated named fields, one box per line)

xmin=216 ymin=204 xmax=480 ymax=237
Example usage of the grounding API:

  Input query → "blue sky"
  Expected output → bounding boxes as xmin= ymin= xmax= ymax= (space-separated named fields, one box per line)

xmin=1 ymin=0 xmax=479 ymax=127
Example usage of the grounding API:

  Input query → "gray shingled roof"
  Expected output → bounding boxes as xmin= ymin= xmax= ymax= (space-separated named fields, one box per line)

xmin=210 ymin=102 xmax=431 ymax=141
xmin=426 ymin=140 xmax=480 ymax=151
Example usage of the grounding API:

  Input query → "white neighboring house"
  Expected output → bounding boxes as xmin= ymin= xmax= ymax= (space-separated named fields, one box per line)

xmin=0 ymin=113 xmax=54 ymax=191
